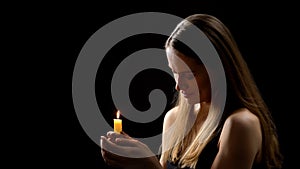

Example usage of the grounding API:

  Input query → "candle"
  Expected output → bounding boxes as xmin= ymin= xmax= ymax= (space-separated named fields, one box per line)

xmin=114 ymin=110 xmax=122 ymax=133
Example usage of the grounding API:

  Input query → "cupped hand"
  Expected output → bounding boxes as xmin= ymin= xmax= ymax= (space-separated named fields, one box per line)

xmin=100 ymin=131 xmax=162 ymax=169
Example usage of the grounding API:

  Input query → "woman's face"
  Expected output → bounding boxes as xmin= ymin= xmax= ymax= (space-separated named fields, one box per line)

xmin=166 ymin=47 xmax=211 ymax=104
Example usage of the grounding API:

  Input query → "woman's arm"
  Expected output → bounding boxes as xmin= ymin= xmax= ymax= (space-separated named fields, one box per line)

xmin=159 ymin=106 xmax=178 ymax=169
xmin=211 ymin=108 xmax=262 ymax=169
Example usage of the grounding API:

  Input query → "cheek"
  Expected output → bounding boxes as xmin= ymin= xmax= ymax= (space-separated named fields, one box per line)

xmin=191 ymin=79 xmax=199 ymax=88
xmin=186 ymin=78 xmax=200 ymax=93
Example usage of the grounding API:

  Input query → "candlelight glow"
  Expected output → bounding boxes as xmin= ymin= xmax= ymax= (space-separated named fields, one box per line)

xmin=117 ymin=110 xmax=120 ymax=119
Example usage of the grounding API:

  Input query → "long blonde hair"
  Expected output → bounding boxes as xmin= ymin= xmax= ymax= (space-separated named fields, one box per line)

xmin=161 ymin=94 xmax=223 ymax=168
xmin=160 ymin=14 xmax=283 ymax=169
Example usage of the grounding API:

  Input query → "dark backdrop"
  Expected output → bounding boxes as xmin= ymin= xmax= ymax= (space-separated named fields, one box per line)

xmin=14 ymin=1 xmax=297 ymax=168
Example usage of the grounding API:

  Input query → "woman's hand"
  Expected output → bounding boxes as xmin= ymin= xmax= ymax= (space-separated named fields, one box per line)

xmin=100 ymin=131 xmax=162 ymax=169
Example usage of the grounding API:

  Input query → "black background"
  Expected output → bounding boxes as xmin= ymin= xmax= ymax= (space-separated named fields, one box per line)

xmin=10 ymin=1 xmax=297 ymax=168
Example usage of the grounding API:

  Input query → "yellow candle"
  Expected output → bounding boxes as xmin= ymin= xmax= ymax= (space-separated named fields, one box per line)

xmin=114 ymin=110 xmax=122 ymax=133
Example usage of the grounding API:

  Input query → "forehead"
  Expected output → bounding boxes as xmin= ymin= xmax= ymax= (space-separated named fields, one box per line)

xmin=166 ymin=47 xmax=201 ymax=72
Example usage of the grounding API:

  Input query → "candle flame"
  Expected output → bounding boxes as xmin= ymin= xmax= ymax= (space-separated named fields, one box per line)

xmin=117 ymin=110 xmax=120 ymax=119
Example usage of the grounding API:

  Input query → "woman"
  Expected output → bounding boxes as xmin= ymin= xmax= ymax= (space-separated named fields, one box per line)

xmin=101 ymin=14 xmax=283 ymax=169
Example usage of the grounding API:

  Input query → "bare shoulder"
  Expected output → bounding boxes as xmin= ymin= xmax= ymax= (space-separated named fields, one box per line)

xmin=221 ymin=108 xmax=262 ymax=141
xmin=225 ymin=108 xmax=260 ymax=128
xmin=213 ymin=108 xmax=262 ymax=168
xmin=163 ymin=106 xmax=179 ymax=131
xmin=165 ymin=106 xmax=178 ymax=120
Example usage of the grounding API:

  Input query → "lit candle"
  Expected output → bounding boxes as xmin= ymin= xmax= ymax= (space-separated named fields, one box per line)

xmin=114 ymin=110 xmax=122 ymax=133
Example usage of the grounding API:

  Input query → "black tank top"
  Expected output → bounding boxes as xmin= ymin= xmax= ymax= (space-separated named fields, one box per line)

xmin=166 ymin=127 xmax=266 ymax=169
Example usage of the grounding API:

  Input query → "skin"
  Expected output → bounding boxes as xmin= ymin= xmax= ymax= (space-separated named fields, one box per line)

xmin=101 ymin=47 xmax=263 ymax=169
xmin=161 ymin=107 xmax=262 ymax=169
xmin=101 ymin=132 xmax=161 ymax=169
xmin=166 ymin=47 xmax=211 ymax=105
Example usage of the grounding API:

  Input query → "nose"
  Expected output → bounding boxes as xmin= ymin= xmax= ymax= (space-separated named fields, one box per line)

xmin=175 ymin=75 xmax=188 ymax=91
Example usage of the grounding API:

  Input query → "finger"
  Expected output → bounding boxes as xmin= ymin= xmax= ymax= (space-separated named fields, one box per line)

xmin=120 ymin=131 xmax=131 ymax=138
xmin=101 ymin=136 xmax=113 ymax=149
xmin=107 ymin=131 xmax=129 ymax=141
xmin=101 ymin=135 xmax=130 ymax=157
xmin=115 ymin=138 xmax=155 ymax=157
xmin=100 ymin=136 xmax=107 ymax=148
xmin=115 ymin=137 xmax=139 ymax=147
